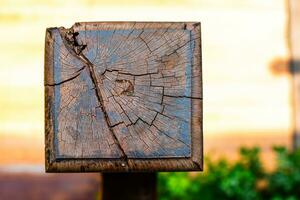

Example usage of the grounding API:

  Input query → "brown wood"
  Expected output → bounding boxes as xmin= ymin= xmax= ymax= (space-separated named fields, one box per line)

xmin=287 ymin=1 xmax=300 ymax=149
xmin=45 ymin=22 xmax=202 ymax=172
xmin=102 ymin=173 xmax=156 ymax=200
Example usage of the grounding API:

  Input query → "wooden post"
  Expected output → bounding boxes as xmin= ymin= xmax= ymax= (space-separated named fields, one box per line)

xmin=45 ymin=22 xmax=203 ymax=172
xmin=102 ymin=173 xmax=156 ymax=200
xmin=287 ymin=0 xmax=300 ymax=149
xmin=44 ymin=22 xmax=202 ymax=199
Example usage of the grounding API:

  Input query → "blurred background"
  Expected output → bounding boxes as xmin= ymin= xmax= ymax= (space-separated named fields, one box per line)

xmin=0 ymin=0 xmax=297 ymax=199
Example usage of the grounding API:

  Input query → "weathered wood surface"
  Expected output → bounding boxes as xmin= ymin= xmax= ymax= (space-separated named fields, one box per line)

xmin=45 ymin=22 xmax=202 ymax=172
xmin=288 ymin=0 xmax=300 ymax=149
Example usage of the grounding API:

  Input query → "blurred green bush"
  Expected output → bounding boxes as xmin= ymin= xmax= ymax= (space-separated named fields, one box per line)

xmin=159 ymin=147 xmax=300 ymax=200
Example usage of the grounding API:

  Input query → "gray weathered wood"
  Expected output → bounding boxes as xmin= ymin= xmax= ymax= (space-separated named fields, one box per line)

xmin=45 ymin=22 xmax=202 ymax=172
xmin=288 ymin=1 xmax=300 ymax=149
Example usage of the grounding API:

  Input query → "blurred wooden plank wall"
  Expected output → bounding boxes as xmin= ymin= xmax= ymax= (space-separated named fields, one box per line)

xmin=288 ymin=0 xmax=300 ymax=149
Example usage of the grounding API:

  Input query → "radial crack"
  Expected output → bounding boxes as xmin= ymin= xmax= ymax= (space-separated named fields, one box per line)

xmin=45 ymin=66 xmax=85 ymax=86
xmin=58 ymin=27 xmax=128 ymax=161
xmin=164 ymin=94 xmax=202 ymax=99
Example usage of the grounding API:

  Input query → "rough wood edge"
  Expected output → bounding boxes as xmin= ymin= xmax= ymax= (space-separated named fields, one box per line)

xmin=191 ymin=23 xmax=203 ymax=169
xmin=45 ymin=22 xmax=203 ymax=172
xmin=45 ymin=28 xmax=56 ymax=172
xmin=71 ymin=21 xmax=200 ymax=31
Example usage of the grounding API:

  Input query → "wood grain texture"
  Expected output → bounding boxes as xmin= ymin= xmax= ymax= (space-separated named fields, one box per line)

xmin=45 ymin=22 xmax=202 ymax=172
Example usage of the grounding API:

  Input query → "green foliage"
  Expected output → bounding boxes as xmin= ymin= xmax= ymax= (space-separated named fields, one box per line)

xmin=265 ymin=147 xmax=300 ymax=199
xmin=158 ymin=146 xmax=300 ymax=200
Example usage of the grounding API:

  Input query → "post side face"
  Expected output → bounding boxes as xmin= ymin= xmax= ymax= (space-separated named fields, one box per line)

xmin=45 ymin=22 xmax=202 ymax=172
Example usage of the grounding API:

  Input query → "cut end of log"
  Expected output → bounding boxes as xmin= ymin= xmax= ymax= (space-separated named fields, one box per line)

xmin=45 ymin=22 xmax=203 ymax=172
